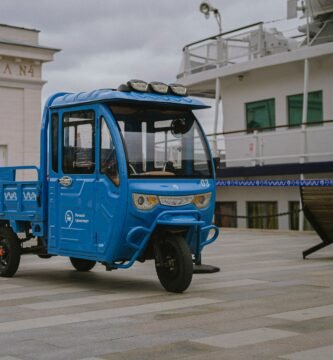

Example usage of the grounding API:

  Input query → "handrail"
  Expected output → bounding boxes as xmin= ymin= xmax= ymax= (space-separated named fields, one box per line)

xmin=153 ymin=119 xmax=333 ymax=147
xmin=182 ymin=22 xmax=264 ymax=51
xmin=207 ymin=120 xmax=333 ymax=167
xmin=205 ymin=119 xmax=333 ymax=137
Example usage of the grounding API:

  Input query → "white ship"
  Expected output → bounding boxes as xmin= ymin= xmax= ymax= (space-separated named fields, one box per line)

xmin=177 ymin=0 xmax=333 ymax=231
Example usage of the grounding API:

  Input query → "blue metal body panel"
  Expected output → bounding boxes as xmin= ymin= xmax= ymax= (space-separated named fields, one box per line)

xmin=112 ymin=178 xmax=219 ymax=268
xmin=0 ymin=88 xmax=218 ymax=268
xmin=0 ymin=166 xmax=44 ymax=235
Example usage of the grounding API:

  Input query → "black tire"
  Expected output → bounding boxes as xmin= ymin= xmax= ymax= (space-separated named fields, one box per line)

xmin=38 ymin=254 xmax=53 ymax=259
xmin=0 ymin=227 xmax=21 ymax=277
xmin=70 ymin=257 xmax=96 ymax=272
xmin=154 ymin=235 xmax=193 ymax=293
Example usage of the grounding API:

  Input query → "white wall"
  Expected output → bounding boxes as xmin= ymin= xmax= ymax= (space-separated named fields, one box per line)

xmin=216 ymin=184 xmax=300 ymax=230
xmin=0 ymin=24 xmax=57 ymax=180
xmin=0 ymin=87 xmax=24 ymax=166
xmin=221 ymin=55 xmax=333 ymax=132
xmin=220 ymin=55 xmax=333 ymax=166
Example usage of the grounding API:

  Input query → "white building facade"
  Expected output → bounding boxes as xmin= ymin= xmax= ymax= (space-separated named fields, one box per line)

xmin=0 ymin=24 xmax=59 ymax=169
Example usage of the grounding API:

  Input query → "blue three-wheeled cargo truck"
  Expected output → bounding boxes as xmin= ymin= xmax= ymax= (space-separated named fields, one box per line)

xmin=0 ymin=80 xmax=219 ymax=292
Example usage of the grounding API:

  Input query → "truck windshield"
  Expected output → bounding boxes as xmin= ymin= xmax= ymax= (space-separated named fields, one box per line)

xmin=110 ymin=104 xmax=213 ymax=178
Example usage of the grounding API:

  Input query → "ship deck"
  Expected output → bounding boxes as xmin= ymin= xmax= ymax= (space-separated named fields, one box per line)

xmin=1 ymin=229 xmax=333 ymax=359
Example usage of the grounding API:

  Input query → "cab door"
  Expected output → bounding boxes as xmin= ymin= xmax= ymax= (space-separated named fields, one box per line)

xmin=94 ymin=106 xmax=126 ymax=260
xmin=48 ymin=107 xmax=97 ymax=257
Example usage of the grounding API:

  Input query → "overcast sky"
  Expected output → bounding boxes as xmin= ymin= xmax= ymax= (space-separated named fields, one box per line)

xmin=1 ymin=0 xmax=302 ymax=131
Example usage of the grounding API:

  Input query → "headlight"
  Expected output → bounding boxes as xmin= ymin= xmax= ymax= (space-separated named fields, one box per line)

xmin=193 ymin=192 xmax=212 ymax=209
xmin=133 ymin=193 xmax=159 ymax=210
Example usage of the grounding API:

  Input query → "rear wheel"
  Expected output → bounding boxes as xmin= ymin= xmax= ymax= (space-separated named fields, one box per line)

xmin=154 ymin=235 xmax=193 ymax=293
xmin=0 ymin=227 xmax=21 ymax=277
xmin=70 ymin=257 xmax=96 ymax=272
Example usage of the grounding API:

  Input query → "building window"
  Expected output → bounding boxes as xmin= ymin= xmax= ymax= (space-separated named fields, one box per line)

xmin=289 ymin=201 xmax=299 ymax=230
xmin=215 ymin=202 xmax=237 ymax=227
xmin=287 ymin=90 xmax=323 ymax=127
xmin=247 ymin=201 xmax=278 ymax=229
xmin=289 ymin=201 xmax=313 ymax=230
xmin=246 ymin=99 xmax=275 ymax=131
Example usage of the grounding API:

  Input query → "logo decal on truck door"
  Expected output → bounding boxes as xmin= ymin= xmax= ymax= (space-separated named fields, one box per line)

xmin=64 ymin=210 xmax=90 ymax=228
xmin=65 ymin=210 xmax=74 ymax=228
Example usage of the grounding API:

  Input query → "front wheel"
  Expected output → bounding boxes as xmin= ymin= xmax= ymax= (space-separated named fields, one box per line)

xmin=70 ymin=257 xmax=96 ymax=272
xmin=154 ymin=235 xmax=193 ymax=293
xmin=0 ymin=227 xmax=21 ymax=277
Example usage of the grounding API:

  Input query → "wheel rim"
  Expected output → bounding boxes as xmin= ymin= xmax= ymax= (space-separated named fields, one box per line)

xmin=0 ymin=240 xmax=9 ymax=270
xmin=160 ymin=242 xmax=180 ymax=279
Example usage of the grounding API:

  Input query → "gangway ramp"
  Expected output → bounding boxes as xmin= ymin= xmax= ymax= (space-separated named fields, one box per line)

xmin=301 ymin=186 xmax=333 ymax=258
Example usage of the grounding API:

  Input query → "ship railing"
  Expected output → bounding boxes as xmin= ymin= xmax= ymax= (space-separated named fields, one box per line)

xmin=204 ymin=120 xmax=333 ymax=167
xmin=179 ymin=22 xmax=272 ymax=78
xmin=178 ymin=16 xmax=333 ymax=78
xmin=309 ymin=18 xmax=333 ymax=46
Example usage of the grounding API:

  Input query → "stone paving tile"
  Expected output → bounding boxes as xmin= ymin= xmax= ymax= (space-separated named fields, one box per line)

xmin=101 ymin=341 xmax=215 ymax=360
xmin=0 ymin=229 xmax=332 ymax=360
xmin=0 ymin=284 xmax=23 ymax=290
xmin=0 ymin=287 xmax=89 ymax=302
xmin=190 ymin=278 xmax=268 ymax=291
xmin=0 ymin=297 xmax=219 ymax=333
xmin=19 ymin=290 xmax=164 ymax=310
xmin=268 ymin=303 xmax=333 ymax=321
xmin=279 ymin=344 xmax=333 ymax=360
xmin=192 ymin=327 xmax=299 ymax=348
xmin=272 ymin=316 xmax=333 ymax=335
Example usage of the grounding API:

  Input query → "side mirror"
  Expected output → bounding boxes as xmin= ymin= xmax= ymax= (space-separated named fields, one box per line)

xmin=171 ymin=118 xmax=190 ymax=137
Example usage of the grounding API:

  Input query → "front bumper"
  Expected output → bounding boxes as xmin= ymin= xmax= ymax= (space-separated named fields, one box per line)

xmin=112 ymin=210 xmax=219 ymax=269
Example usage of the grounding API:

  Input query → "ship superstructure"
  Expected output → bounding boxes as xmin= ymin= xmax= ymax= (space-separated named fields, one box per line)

xmin=177 ymin=0 xmax=333 ymax=230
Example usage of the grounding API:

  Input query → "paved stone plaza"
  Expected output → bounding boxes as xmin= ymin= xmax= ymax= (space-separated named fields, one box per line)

xmin=1 ymin=229 xmax=333 ymax=360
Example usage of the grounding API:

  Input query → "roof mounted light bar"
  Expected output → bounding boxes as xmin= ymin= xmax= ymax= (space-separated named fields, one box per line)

xmin=149 ymin=81 xmax=169 ymax=94
xmin=169 ymin=83 xmax=187 ymax=96
xmin=127 ymin=79 xmax=149 ymax=92
xmin=118 ymin=80 xmax=187 ymax=96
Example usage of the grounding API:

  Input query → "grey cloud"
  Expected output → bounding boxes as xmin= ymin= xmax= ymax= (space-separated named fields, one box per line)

xmin=0 ymin=0 xmax=289 ymax=101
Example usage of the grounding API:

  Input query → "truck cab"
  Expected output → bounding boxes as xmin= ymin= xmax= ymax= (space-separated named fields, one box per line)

xmin=0 ymin=80 xmax=219 ymax=293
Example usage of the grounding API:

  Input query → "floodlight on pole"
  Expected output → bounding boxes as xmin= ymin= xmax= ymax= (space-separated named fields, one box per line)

xmin=199 ymin=2 xmax=222 ymax=33
xmin=200 ymin=2 xmax=211 ymax=18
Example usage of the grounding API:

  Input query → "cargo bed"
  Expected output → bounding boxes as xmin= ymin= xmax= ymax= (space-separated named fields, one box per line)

xmin=0 ymin=166 xmax=43 ymax=235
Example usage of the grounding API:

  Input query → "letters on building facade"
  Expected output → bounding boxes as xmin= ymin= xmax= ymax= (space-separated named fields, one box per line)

xmin=1 ymin=61 xmax=36 ymax=78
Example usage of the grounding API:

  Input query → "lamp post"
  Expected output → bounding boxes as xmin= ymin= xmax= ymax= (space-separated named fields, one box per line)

xmin=199 ymin=2 xmax=223 ymax=158
xmin=193 ymin=2 xmax=222 ymax=274
xmin=199 ymin=2 xmax=222 ymax=33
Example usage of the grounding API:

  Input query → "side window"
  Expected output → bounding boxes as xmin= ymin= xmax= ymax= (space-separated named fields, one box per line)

xmin=62 ymin=111 xmax=95 ymax=174
xmin=288 ymin=90 xmax=323 ymax=127
xmin=246 ymin=99 xmax=275 ymax=131
xmin=51 ymin=113 xmax=58 ymax=173
xmin=100 ymin=117 xmax=119 ymax=185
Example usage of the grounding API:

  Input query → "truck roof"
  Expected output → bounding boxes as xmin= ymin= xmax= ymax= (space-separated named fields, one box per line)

xmin=49 ymin=89 xmax=209 ymax=110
